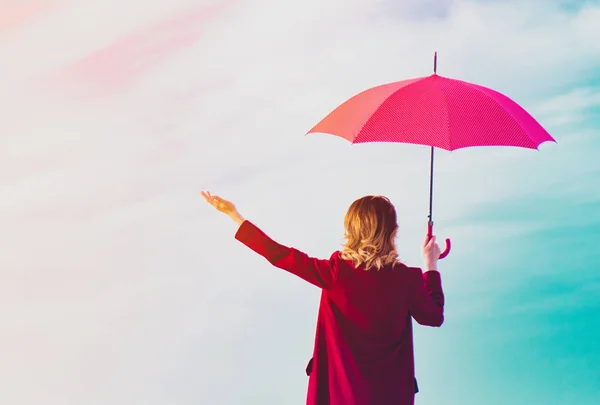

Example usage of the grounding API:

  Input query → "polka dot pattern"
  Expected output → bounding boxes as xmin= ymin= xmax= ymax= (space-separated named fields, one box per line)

xmin=308 ymin=74 xmax=556 ymax=151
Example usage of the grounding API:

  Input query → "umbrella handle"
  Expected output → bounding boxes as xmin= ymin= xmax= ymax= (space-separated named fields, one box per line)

xmin=427 ymin=223 xmax=451 ymax=260
xmin=439 ymin=238 xmax=451 ymax=259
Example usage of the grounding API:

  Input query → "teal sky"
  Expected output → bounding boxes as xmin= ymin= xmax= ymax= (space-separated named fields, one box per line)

xmin=1 ymin=0 xmax=599 ymax=404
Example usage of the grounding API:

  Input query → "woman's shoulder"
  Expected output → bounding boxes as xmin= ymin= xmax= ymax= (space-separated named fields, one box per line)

xmin=391 ymin=261 xmax=422 ymax=274
xmin=331 ymin=250 xmax=352 ymax=265
xmin=391 ymin=260 xmax=408 ymax=269
xmin=329 ymin=253 xmax=422 ymax=276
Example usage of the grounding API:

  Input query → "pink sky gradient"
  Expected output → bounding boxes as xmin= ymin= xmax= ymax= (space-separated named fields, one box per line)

xmin=0 ymin=0 xmax=60 ymax=37
xmin=48 ymin=1 xmax=236 ymax=99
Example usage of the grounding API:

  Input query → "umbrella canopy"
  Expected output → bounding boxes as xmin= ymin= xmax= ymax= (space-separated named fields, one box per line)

xmin=307 ymin=74 xmax=555 ymax=151
xmin=307 ymin=53 xmax=556 ymax=259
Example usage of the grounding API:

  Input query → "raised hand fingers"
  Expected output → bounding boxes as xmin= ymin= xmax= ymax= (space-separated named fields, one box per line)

xmin=200 ymin=191 xmax=212 ymax=202
xmin=200 ymin=191 xmax=236 ymax=216
xmin=200 ymin=191 xmax=218 ymax=206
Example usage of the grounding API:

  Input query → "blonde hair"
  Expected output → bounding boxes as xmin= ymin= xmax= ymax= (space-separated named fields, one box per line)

xmin=339 ymin=195 xmax=399 ymax=271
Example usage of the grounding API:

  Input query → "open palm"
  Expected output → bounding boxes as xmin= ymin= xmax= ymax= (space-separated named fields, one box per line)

xmin=200 ymin=191 xmax=237 ymax=215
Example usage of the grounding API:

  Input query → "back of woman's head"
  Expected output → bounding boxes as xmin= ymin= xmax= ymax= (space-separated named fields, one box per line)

xmin=340 ymin=195 xmax=399 ymax=271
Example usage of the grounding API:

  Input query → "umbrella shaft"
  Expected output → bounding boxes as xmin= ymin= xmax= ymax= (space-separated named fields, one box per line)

xmin=428 ymin=146 xmax=435 ymax=224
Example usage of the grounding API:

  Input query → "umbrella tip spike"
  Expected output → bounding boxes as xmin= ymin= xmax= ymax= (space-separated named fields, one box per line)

xmin=433 ymin=51 xmax=438 ymax=74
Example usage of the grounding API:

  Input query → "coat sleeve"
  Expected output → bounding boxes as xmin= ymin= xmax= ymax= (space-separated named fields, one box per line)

xmin=408 ymin=268 xmax=445 ymax=327
xmin=234 ymin=220 xmax=339 ymax=289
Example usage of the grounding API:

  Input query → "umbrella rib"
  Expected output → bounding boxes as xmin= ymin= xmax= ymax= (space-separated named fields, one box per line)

xmin=434 ymin=76 xmax=453 ymax=151
xmin=353 ymin=78 xmax=430 ymax=144
xmin=454 ymin=79 xmax=539 ymax=149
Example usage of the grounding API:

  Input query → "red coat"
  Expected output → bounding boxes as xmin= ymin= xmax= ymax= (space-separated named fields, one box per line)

xmin=235 ymin=221 xmax=445 ymax=405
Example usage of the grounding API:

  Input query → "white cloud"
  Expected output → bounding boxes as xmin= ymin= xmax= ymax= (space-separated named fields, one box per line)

xmin=534 ymin=87 xmax=600 ymax=126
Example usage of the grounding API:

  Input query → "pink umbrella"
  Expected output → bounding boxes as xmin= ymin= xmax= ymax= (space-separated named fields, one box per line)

xmin=307 ymin=52 xmax=556 ymax=259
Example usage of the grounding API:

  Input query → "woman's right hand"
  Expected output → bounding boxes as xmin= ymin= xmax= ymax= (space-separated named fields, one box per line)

xmin=422 ymin=235 xmax=441 ymax=271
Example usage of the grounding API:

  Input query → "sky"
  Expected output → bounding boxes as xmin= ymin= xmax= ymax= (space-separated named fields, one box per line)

xmin=1 ymin=0 xmax=599 ymax=404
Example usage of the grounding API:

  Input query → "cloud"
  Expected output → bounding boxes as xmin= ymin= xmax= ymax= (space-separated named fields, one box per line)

xmin=533 ymin=86 xmax=600 ymax=127
xmin=362 ymin=0 xmax=600 ymax=99
xmin=45 ymin=1 xmax=237 ymax=99
xmin=377 ymin=0 xmax=455 ymax=20
xmin=0 ymin=0 xmax=60 ymax=38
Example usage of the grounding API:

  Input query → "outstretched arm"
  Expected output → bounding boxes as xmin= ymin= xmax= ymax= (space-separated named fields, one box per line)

xmin=200 ymin=191 xmax=337 ymax=289
xmin=235 ymin=221 xmax=338 ymax=289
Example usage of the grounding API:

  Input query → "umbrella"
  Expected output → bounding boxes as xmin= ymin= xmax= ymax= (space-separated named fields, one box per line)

xmin=307 ymin=52 xmax=556 ymax=259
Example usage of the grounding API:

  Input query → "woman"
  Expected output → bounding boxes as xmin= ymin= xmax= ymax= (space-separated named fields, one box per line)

xmin=201 ymin=191 xmax=444 ymax=405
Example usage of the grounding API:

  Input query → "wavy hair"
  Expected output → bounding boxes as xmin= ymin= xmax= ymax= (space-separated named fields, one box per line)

xmin=339 ymin=195 xmax=399 ymax=271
